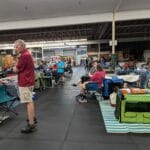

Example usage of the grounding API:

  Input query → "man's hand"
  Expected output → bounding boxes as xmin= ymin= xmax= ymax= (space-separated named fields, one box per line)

xmin=13 ymin=66 xmax=18 ymax=72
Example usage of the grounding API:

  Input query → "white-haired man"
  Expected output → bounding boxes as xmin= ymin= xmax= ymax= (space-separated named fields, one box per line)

xmin=13 ymin=39 xmax=37 ymax=133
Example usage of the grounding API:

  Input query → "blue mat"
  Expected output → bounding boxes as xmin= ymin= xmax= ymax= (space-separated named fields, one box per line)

xmin=99 ymin=101 xmax=150 ymax=133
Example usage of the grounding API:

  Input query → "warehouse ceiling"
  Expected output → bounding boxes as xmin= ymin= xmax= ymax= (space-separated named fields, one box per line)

xmin=0 ymin=19 xmax=150 ymax=44
xmin=0 ymin=0 xmax=149 ymax=45
xmin=0 ymin=0 xmax=150 ymax=22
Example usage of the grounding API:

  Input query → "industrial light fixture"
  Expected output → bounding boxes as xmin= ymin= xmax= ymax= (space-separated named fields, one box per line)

xmin=0 ymin=39 xmax=87 ymax=50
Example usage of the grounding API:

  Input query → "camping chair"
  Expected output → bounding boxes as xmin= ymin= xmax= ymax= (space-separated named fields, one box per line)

xmin=85 ymin=82 xmax=102 ymax=101
xmin=0 ymin=84 xmax=18 ymax=118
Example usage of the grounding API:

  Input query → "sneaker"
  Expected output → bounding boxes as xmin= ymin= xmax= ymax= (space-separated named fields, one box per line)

xmin=78 ymin=98 xmax=87 ymax=103
xmin=76 ymin=93 xmax=84 ymax=101
xmin=78 ymin=94 xmax=87 ymax=103
xmin=34 ymin=118 xmax=38 ymax=124
xmin=72 ymin=83 xmax=77 ymax=87
xmin=21 ymin=124 xmax=36 ymax=134
xmin=26 ymin=117 xmax=38 ymax=124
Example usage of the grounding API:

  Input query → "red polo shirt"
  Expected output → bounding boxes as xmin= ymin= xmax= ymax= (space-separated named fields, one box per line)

xmin=16 ymin=49 xmax=35 ymax=87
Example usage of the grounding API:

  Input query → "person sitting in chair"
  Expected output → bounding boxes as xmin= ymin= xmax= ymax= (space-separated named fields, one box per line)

xmin=72 ymin=61 xmax=98 ymax=87
xmin=77 ymin=64 xmax=106 ymax=103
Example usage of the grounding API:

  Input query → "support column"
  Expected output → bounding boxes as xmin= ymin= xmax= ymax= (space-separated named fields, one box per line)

xmin=112 ymin=12 xmax=115 ymax=55
xmin=98 ymin=44 xmax=101 ymax=61
xmin=41 ymin=47 xmax=44 ymax=60
xmin=111 ymin=12 xmax=116 ymax=70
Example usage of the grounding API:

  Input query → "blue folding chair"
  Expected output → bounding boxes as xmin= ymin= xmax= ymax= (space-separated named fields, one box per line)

xmin=86 ymin=82 xmax=102 ymax=101
xmin=0 ymin=84 xmax=18 ymax=116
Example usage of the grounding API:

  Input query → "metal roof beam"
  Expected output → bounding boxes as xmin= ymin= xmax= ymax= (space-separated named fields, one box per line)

xmin=98 ymin=23 xmax=109 ymax=39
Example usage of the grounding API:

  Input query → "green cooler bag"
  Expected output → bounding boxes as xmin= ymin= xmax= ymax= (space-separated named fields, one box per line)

xmin=120 ymin=94 xmax=150 ymax=123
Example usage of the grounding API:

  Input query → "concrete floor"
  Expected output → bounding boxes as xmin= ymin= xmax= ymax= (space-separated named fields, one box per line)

xmin=0 ymin=66 xmax=150 ymax=150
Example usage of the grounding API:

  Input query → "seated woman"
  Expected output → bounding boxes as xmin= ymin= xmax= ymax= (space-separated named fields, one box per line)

xmin=78 ymin=64 xmax=106 ymax=103
xmin=72 ymin=61 xmax=98 ymax=86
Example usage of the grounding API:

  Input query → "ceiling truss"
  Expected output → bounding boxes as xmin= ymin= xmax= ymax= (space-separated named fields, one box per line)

xmin=0 ymin=19 xmax=150 ymax=46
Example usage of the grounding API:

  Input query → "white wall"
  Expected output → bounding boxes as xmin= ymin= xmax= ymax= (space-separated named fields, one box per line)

xmin=76 ymin=47 xmax=87 ymax=65
xmin=63 ymin=50 xmax=75 ymax=57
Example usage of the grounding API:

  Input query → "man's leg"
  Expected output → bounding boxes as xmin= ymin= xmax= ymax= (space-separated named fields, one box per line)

xmin=26 ymin=101 xmax=35 ymax=125
xmin=21 ymin=102 xmax=36 ymax=133
xmin=20 ymin=86 xmax=37 ymax=133
xmin=77 ymin=82 xmax=87 ymax=103
xmin=62 ymin=75 xmax=65 ymax=82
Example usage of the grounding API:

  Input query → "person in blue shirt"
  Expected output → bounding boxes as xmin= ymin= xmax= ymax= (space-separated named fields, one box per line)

xmin=56 ymin=58 xmax=65 ymax=83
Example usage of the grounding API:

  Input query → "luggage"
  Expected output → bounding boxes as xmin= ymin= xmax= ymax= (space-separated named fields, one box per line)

xmin=102 ymin=76 xmax=123 ymax=99
xmin=114 ymin=90 xmax=123 ymax=119
xmin=130 ymin=88 xmax=145 ymax=94
xmin=115 ymin=92 xmax=150 ymax=123
xmin=120 ymin=88 xmax=131 ymax=95
xmin=102 ymin=78 xmax=113 ymax=99
xmin=109 ymin=92 xmax=117 ymax=107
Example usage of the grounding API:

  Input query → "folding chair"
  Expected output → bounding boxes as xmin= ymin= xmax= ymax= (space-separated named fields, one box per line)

xmin=85 ymin=82 xmax=102 ymax=101
xmin=0 ymin=84 xmax=18 ymax=119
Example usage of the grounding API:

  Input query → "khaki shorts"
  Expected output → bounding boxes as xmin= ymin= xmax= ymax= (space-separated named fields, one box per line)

xmin=18 ymin=86 xmax=34 ymax=103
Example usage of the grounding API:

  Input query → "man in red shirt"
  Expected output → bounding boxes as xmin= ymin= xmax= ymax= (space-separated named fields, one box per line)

xmin=13 ymin=39 xmax=37 ymax=133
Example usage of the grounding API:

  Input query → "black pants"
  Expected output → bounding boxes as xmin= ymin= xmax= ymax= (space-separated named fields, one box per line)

xmin=81 ymin=76 xmax=90 ymax=83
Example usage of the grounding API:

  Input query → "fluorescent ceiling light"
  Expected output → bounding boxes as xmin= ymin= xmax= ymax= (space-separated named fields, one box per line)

xmin=0 ymin=39 xmax=87 ymax=50
xmin=43 ymin=45 xmax=76 ymax=49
